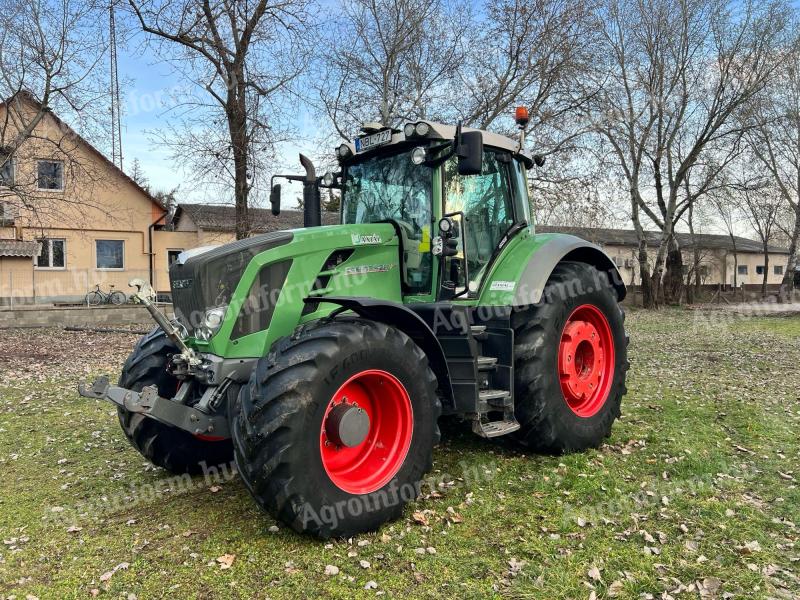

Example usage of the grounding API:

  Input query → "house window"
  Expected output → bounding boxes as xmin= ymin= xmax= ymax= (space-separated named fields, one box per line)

xmin=0 ymin=155 xmax=14 ymax=185
xmin=775 ymin=265 xmax=784 ymax=275
xmin=738 ymin=265 xmax=748 ymax=275
xmin=0 ymin=201 xmax=17 ymax=224
xmin=756 ymin=265 xmax=765 ymax=275
xmin=96 ymin=240 xmax=124 ymax=269
xmin=167 ymin=249 xmax=183 ymax=267
xmin=36 ymin=239 xmax=66 ymax=269
xmin=37 ymin=160 xmax=64 ymax=191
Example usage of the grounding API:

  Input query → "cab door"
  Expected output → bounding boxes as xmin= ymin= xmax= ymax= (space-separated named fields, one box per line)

xmin=442 ymin=150 xmax=518 ymax=295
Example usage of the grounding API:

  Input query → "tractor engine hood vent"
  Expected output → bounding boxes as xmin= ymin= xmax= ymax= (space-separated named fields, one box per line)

xmin=169 ymin=231 xmax=293 ymax=336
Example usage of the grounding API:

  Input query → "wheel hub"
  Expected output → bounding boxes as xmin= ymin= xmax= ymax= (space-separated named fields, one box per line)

xmin=324 ymin=402 xmax=370 ymax=448
xmin=319 ymin=370 xmax=414 ymax=495
xmin=557 ymin=304 xmax=616 ymax=418
xmin=559 ymin=320 xmax=603 ymax=401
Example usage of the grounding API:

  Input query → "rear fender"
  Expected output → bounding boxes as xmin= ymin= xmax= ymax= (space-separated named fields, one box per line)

xmin=480 ymin=233 xmax=626 ymax=307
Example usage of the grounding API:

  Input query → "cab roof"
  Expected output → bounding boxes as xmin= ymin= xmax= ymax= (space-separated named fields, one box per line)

xmin=339 ymin=121 xmax=532 ymax=162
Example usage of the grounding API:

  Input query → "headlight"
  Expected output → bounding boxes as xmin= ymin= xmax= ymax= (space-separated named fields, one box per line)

xmin=337 ymin=144 xmax=352 ymax=159
xmin=204 ymin=306 xmax=226 ymax=330
xmin=411 ymin=146 xmax=427 ymax=165
xmin=196 ymin=306 xmax=227 ymax=340
xmin=403 ymin=123 xmax=416 ymax=138
xmin=322 ymin=171 xmax=335 ymax=186
xmin=414 ymin=122 xmax=430 ymax=137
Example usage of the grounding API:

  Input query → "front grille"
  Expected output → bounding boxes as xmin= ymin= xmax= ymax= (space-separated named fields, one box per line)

xmin=169 ymin=231 xmax=293 ymax=336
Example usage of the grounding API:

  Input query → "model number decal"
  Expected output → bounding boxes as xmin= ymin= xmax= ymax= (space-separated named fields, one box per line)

xmin=351 ymin=234 xmax=382 ymax=245
xmin=490 ymin=280 xmax=515 ymax=292
xmin=344 ymin=264 xmax=395 ymax=275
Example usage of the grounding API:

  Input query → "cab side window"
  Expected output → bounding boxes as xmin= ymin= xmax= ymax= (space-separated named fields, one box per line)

xmin=444 ymin=151 xmax=516 ymax=291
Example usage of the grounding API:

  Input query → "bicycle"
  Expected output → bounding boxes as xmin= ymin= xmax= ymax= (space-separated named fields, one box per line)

xmin=85 ymin=284 xmax=127 ymax=306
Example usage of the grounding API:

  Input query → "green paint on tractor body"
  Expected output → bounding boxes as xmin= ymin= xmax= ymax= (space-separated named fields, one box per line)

xmin=194 ymin=223 xmax=405 ymax=359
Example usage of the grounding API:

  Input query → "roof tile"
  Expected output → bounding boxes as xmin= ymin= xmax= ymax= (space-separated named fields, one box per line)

xmin=0 ymin=239 xmax=39 ymax=258
xmin=536 ymin=226 xmax=788 ymax=254
xmin=176 ymin=204 xmax=339 ymax=233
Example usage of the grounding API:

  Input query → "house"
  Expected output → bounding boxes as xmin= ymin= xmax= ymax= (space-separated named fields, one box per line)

xmin=0 ymin=92 xmax=169 ymax=305
xmin=537 ymin=226 xmax=790 ymax=289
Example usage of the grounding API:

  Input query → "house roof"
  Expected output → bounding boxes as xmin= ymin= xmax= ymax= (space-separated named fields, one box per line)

xmin=0 ymin=239 xmax=39 ymax=257
xmin=0 ymin=90 xmax=166 ymax=214
xmin=536 ymin=226 xmax=789 ymax=254
xmin=174 ymin=203 xmax=340 ymax=233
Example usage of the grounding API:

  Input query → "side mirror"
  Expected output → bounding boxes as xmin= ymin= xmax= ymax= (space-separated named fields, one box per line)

xmin=270 ymin=184 xmax=281 ymax=216
xmin=457 ymin=131 xmax=483 ymax=176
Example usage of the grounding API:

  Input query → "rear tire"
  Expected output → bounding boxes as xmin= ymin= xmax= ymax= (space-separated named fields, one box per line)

xmin=512 ymin=262 xmax=629 ymax=452
xmin=231 ymin=319 xmax=441 ymax=538
xmin=109 ymin=291 xmax=126 ymax=305
xmin=117 ymin=328 xmax=233 ymax=475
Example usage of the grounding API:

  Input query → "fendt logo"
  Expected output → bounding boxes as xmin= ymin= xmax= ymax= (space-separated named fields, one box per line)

xmin=351 ymin=233 xmax=382 ymax=245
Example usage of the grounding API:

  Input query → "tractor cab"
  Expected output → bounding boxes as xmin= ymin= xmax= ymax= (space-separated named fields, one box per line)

xmin=268 ymin=120 xmax=537 ymax=303
xmin=330 ymin=121 xmax=535 ymax=301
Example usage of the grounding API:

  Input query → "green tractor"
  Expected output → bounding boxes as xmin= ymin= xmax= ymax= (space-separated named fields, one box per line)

xmin=79 ymin=117 xmax=628 ymax=538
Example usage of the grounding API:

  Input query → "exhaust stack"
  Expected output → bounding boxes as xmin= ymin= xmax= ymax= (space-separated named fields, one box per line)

xmin=299 ymin=153 xmax=321 ymax=228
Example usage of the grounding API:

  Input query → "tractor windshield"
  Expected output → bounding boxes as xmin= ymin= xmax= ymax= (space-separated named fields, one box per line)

xmin=342 ymin=148 xmax=433 ymax=294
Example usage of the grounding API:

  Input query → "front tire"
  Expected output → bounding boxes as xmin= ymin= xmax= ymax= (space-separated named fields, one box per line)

xmin=232 ymin=319 xmax=441 ymax=538
xmin=512 ymin=262 xmax=629 ymax=452
xmin=117 ymin=329 xmax=233 ymax=475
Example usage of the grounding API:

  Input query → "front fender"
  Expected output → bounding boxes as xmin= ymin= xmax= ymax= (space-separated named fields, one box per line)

xmin=308 ymin=296 xmax=454 ymax=404
xmin=479 ymin=232 xmax=626 ymax=307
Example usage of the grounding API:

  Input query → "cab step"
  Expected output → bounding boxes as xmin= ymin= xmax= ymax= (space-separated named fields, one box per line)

xmin=478 ymin=388 xmax=512 ymax=412
xmin=477 ymin=355 xmax=498 ymax=370
xmin=472 ymin=418 xmax=520 ymax=438
xmin=479 ymin=388 xmax=510 ymax=402
xmin=470 ymin=325 xmax=488 ymax=341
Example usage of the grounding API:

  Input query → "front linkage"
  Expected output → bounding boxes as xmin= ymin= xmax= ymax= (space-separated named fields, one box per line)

xmin=78 ymin=278 xmax=235 ymax=440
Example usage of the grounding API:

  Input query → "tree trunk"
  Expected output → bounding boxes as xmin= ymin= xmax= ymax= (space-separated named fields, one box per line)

xmin=778 ymin=203 xmax=800 ymax=302
xmin=762 ymin=244 xmax=769 ymax=298
xmin=639 ymin=241 xmax=656 ymax=308
xmin=664 ymin=239 xmax=683 ymax=305
xmin=228 ymin=95 xmax=251 ymax=240
xmin=686 ymin=271 xmax=695 ymax=304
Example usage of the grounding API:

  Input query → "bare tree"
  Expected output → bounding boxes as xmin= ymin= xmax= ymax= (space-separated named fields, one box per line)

xmin=742 ymin=183 xmax=782 ymax=297
xmin=127 ymin=157 xmax=149 ymax=189
xmin=744 ymin=44 xmax=800 ymax=300
xmin=317 ymin=0 xmax=464 ymax=139
xmin=591 ymin=0 xmax=792 ymax=307
xmin=709 ymin=187 xmax=742 ymax=288
xmin=127 ymin=0 xmax=312 ymax=239
xmin=456 ymin=0 xmax=595 ymax=136
xmin=0 ymin=0 xmax=111 ymax=227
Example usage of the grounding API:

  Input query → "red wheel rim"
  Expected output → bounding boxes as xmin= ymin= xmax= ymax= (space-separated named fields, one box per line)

xmin=320 ymin=369 xmax=413 ymax=494
xmin=558 ymin=304 xmax=615 ymax=418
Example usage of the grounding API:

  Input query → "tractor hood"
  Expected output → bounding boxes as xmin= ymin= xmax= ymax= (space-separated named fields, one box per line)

xmin=169 ymin=223 xmax=401 ymax=349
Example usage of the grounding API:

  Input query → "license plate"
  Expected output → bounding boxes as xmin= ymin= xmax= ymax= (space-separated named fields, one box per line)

xmin=355 ymin=129 xmax=392 ymax=153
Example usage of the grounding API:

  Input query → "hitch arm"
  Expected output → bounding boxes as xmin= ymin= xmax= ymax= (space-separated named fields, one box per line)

xmin=78 ymin=376 xmax=229 ymax=438
xmin=128 ymin=278 xmax=194 ymax=357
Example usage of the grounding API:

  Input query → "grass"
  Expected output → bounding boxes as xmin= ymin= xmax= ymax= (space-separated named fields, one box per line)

xmin=0 ymin=308 xmax=799 ymax=599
